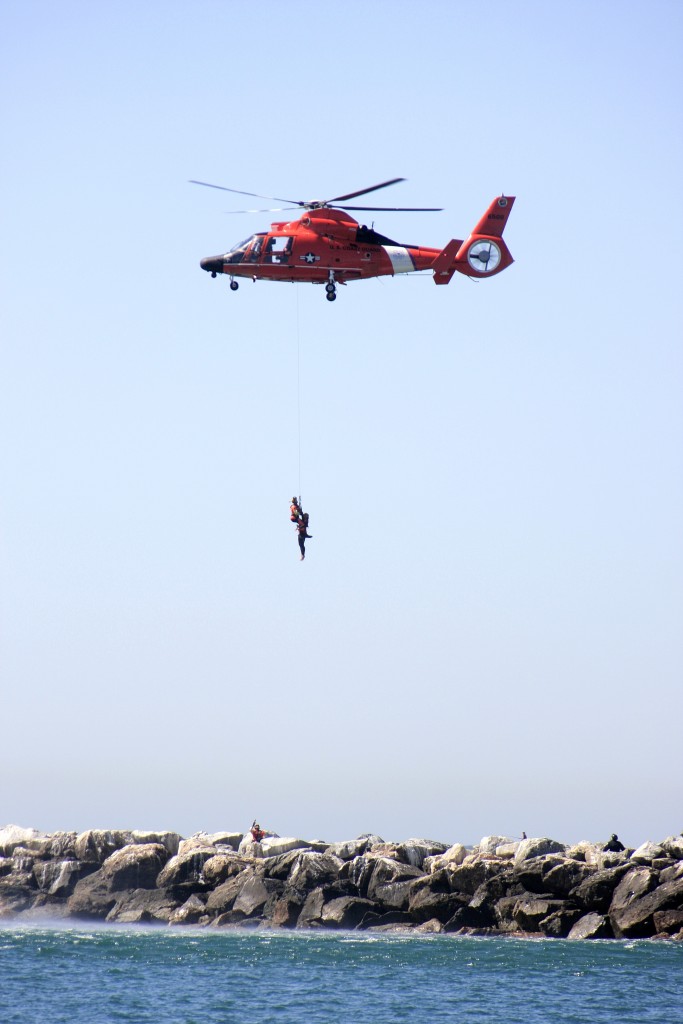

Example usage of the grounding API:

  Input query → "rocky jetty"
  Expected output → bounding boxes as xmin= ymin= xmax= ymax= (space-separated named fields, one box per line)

xmin=1 ymin=825 xmax=682 ymax=939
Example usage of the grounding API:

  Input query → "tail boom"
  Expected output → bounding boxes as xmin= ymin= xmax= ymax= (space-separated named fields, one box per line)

xmin=433 ymin=195 xmax=515 ymax=284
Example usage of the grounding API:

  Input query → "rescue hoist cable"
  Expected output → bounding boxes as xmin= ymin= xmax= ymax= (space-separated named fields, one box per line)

xmin=296 ymin=287 xmax=302 ymax=502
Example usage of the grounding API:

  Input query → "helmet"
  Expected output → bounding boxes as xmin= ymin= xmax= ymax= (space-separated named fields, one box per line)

xmin=291 ymin=497 xmax=298 ymax=503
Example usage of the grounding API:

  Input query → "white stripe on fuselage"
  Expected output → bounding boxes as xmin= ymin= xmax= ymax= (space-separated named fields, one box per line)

xmin=382 ymin=245 xmax=415 ymax=274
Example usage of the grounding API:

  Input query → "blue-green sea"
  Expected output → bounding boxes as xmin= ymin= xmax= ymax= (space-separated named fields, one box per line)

xmin=1 ymin=925 xmax=681 ymax=1023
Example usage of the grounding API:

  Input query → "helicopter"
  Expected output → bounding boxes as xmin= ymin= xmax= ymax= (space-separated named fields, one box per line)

xmin=192 ymin=178 xmax=515 ymax=301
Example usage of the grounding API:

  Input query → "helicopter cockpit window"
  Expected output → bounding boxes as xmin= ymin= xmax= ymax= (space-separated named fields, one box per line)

xmin=223 ymin=235 xmax=260 ymax=264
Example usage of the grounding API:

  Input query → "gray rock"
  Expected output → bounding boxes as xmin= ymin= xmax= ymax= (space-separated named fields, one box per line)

xmin=538 ymin=908 xmax=582 ymax=938
xmin=653 ymin=909 xmax=683 ymax=935
xmin=448 ymin=860 xmax=501 ymax=896
xmin=339 ymin=855 xmax=375 ymax=896
xmin=543 ymin=859 xmax=595 ymax=897
xmin=366 ymin=858 xmax=423 ymax=901
xmin=67 ymin=870 xmax=117 ymax=919
xmin=320 ymin=896 xmax=378 ymax=929
xmin=570 ymin=864 xmax=631 ymax=913
xmin=0 ymin=826 xmax=43 ymax=856
xmin=157 ymin=850 xmax=216 ymax=890
xmin=205 ymin=874 xmax=250 ymax=915
xmin=33 ymin=859 xmax=95 ymax=897
xmin=74 ymin=830 xmax=132 ymax=865
xmin=513 ymin=897 xmax=567 ymax=932
xmin=609 ymin=867 xmax=659 ymax=916
xmin=107 ymin=888 xmax=178 ymax=924
xmin=514 ymin=837 xmax=567 ymax=865
xmin=661 ymin=836 xmax=683 ymax=860
xmin=326 ymin=839 xmax=371 ymax=861
xmin=568 ymin=912 xmax=612 ymax=940
xmin=610 ymin=877 xmax=683 ymax=938
xmin=296 ymin=886 xmax=326 ymax=928
xmin=372 ymin=879 xmax=420 ymax=912
xmin=233 ymin=876 xmax=282 ymax=918
xmin=408 ymin=888 xmax=466 ymax=924
xmin=102 ymin=844 xmax=169 ymax=891
xmin=170 ymin=894 xmax=207 ymax=925
xmin=479 ymin=836 xmax=515 ymax=858
xmin=202 ymin=853 xmax=245 ymax=886
xmin=130 ymin=831 xmax=182 ymax=857
xmin=395 ymin=839 xmax=449 ymax=869
xmin=630 ymin=841 xmax=665 ymax=865
xmin=288 ymin=853 xmax=343 ymax=892
xmin=270 ymin=887 xmax=307 ymax=928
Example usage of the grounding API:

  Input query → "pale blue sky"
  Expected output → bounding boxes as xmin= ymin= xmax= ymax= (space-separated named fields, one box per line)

xmin=2 ymin=0 xmax=682 ymax=847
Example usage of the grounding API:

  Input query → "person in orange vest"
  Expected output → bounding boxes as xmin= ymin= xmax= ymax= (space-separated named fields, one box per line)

xmin=290 ymin=497 xmax=312 ymax=559
xmin=250 ymin=821 xmax=265 ymax=843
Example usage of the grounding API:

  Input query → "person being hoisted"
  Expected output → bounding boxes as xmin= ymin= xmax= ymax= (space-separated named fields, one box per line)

xmin=289 ymin=496 xmax=312 ymax=560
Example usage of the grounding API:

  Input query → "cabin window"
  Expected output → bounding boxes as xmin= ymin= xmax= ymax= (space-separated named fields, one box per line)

xmin=264 ymin=235 xmax=293 ymax=264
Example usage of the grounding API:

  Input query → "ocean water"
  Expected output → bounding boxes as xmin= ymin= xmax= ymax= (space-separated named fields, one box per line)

xmin=0 ymin=926 xmax=681 ymax=1023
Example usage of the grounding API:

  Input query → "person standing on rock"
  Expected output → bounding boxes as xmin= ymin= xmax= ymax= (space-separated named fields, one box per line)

xmin=603 ymin=833 xmax=625 ymax=852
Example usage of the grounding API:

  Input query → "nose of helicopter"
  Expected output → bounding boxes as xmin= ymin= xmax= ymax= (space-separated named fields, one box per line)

xmin=200 ymin=255 xmax=225 ymax=275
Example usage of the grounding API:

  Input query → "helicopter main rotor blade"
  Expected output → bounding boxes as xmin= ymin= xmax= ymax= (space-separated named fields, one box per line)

xmin=335 ymin=205 xmax=443 ymax=212
xmin=327 ymin=178 xmax=406 ymax=203
xmin=189 ymin=180 xmax=301 ymax=205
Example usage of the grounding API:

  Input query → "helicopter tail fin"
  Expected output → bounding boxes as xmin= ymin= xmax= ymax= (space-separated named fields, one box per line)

xmin=433 ymin=195 xmax=515 ymax=284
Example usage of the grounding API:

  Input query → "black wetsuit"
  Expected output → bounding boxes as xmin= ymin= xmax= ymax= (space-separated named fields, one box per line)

xmin=297 ymin=522 xmax=307 ymax=558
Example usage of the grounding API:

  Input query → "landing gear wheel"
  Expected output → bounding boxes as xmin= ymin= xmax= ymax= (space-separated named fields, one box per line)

xmin=326 ymin=291 xmax=336 ymax=301
xmin=230 ymin=279 xmax=239 ymax=291
xmin=325 ymin=282 xmax=336 ymax=294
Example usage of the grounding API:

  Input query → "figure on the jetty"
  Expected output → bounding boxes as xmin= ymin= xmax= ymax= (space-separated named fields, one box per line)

xmin=603 ymin=833 xmax=625 ymax=852
xmin=250 ymin=821 xmax=265 ymax=843
xmin=289 ymin=496 xmax=312 ymax=560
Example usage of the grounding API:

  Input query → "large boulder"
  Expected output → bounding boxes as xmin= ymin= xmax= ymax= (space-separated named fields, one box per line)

xmin=233 ymin=875 xmax=282 ymax=918
xmin=570 ymin=864 xmax=631 ymax=913
xmin=395 ymin=839 xmax=449 ymax=869
xmin=543 ymin=859 xmax=595 ymax=897
xmin=372 ymin=879 xmax=421 ymax=912
xmin=514 ymin=838 xmax=567 ymax=865
xmin=260 ymin=837 xmax=310 ymax=858
xmin=202 ymin=853 xmax=245 ymax=887
xmin=610 ymin=876 xmax=683 ymax=938
xmin=653 ymin=909 xmax=683 ymax=935
xmin=130 ymin=831 xmax=182 ymax=857
xmin=205 ymin=874 xmax=248 ymax=916
xmin=479 ymin=836 xmax=515 ymax=858
xmin=296 ymin=887 xmax=326 ymax=928
xmin=270 ymin=887 xmax=308 ymax=928
xmin=170 ymin=894 xmax=207 ymax=925
xmin=179 ymin=833 xmax=241 ymax=856
xmin=326 ymin=839 xmax=371 ymax=861
xmin=107 ymin=888 xmax=178 ymax=924
xmin=320 ymin=896 xmax=378 ymax=929
xmin=448 ymin=859 xmax=502 ymax=896
xmin=0 ymin=826 xmax=43 ymax=856
xmin=366 ymin=858 xmax=423 ymax=901
xmin=102 ymin=844 xmax=169 ymax=891
xmin=630 ymin=841 xmax=666 ymax=865
xmin=512 ymin=897 xmax=567 ymax=932
xmin=33 ymin=859 xmax=96 ymax=897
xmin=425 ymin=844 xmax=468 ymax=873
xmin=288 ymin=853 xmax=344 ymax=892
xmin=74 ymin=830 xmax=132 ymax=865
xmin=661 ymin=836 xmax=683 ymax=860
xmin=568 ymin=912 xmax=612 ymax=940
xmin=408 ymin=887 xmax=466 ymax=924
xmin=67 ymin=870 xmax=117 ymax=919
xmin=156 ymin=850 xmax=216 ymax=890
